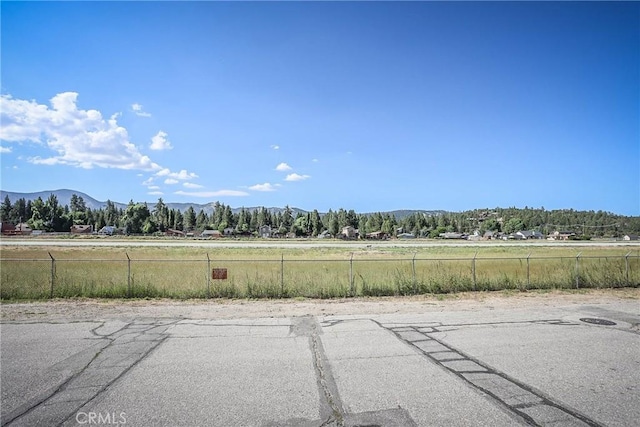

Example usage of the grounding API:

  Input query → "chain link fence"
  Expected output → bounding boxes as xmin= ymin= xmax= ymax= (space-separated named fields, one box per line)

xmin=1 ymin=253 xmax=638 ymax=299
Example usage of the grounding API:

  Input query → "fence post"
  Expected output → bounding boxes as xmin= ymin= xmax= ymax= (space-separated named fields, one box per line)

xmin=575 ymin=252 xmax=582 ymax=289
xmin=206 ymin=253 xmax=211 ymax=298
xmin=412 ymin=252 xmax=417 ymax=294
xmin=625 ymin=252 xmax=631 ymax=286
xmin=126 ymin=252 xmax=131 ymax=297
xmin=349 ymin=253 xmax=354 ymax=296
xmin=280 ymin=253 xmax=284 ymax=297
xmin=526 ymin=253 xmax=531 ymax=289
xmin=472 ymin=252 xmax=477 ymax=291
xmin=48 ymin=252 xmax=55 ymax=298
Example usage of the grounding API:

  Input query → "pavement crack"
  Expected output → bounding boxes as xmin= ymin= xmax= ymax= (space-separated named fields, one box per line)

xmin=307 ymin=318 xmax=345 ymax=427
xmin=57 ymin=334 xmax=169 ymax=426
xmin=2 ymin=319 xmax=175 ymax=427
xmin=1 ymin=336 xmax=113 ymax=427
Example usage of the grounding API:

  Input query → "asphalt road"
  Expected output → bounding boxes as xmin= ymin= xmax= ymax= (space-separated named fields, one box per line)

xmin=1 ymin=299 xmax=639 ymax=426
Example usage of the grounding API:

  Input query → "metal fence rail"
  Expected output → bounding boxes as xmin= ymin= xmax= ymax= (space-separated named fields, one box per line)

xmin=1 ymin=253 xmax=638 ymax=299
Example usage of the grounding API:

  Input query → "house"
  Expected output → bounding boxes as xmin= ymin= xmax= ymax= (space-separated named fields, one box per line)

xmin=365 ymin=231 xmax=387 ymax=240
xmin=397 ymin=232 xmax=416 ymax=239
xmin=259 ymin=225 xmax=272 ymax=238
xmin=98 ymin=226 xmax=114 ymax=235
xmin=623 ymin=234 xmax=639 ymax=241
xmin=223 ymin=228 xmax=235 ymax=237
xmin=548 ymin=231 xmax=575 ymax=241
xmin=70 ymin=224 xmax=93 ymax=234
xmin=516 ymin=230 xmax=544 ymax=240
xmin=285 ymin=231 xmax=297 ymax=239
xmin=200 ymin=229 xmax=222 ymax=239
xmin=467 ymin=230 xmax=482 ymax=241
xmin=165 ymin=229 xmax=185 ymax=237
xmin=483 ymin=231 xmax=495 ymax=240
xmin=1 ymin=222 xmax=16 ymax=235
xmin=98 ymin=226 xmax=124 ymax=236
xmin=341 ymin=226 xmax=358 ymax=239
xmin=440 ymin=232 xmax=465 ymax=239
xmin=14 ymin=223 xmax=33 ymax=235
xmin=317 ymin=230 xmax=332 ymax=239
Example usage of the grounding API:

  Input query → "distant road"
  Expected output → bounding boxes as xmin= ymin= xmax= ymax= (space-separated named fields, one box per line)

xmin=1 ymin=237 xmax=638 ymax=249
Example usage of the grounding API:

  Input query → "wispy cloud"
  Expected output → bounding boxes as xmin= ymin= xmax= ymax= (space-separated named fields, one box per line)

xmin=148 ymin=191 xmax=163 ymax=196
xmin=175 ymin=190 xmax=249 ymax=198
xmin=0 ymin=92 xmax=167 ymax=172
xmin=285 ymin=173 xmax=311 ymax=182
xmin=270 ymin=144 xmax=280 ymax=150
xmin=183 ymin=182 xmax=204 ymax=189
xmin=275 ymin=162 xmax=292 ymax=172
xmin=164 ymin=178 xmax=179 ymax=185
xmin=150 ymin=131 xmax=172 ymax=151
xmin=131 ymin=103 xmax=151 ymax=118
xmin=0 ymin=146 xmax=12 ymax=153
xmin=249 ymin=182 xmax=279 ymax=192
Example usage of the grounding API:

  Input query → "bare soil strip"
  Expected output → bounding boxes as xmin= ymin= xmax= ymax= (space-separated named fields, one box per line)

xmin=2 ymin=288 xmax=638 ymax=322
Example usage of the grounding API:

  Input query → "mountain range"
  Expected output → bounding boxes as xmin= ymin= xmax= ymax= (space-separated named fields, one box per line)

xmin=0 ymin=189 xmax=446 ymax=218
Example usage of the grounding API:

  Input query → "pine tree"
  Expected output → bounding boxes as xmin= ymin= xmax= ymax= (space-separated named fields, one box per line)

xmin=0 ymin=196 xmax=11 ymax=222
xmin=184 ymin=206 xmax=197 ymax=231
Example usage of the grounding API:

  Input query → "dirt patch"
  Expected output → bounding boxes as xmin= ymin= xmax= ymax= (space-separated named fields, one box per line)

xmin=1 ymin=288 xmax=638 ymax=322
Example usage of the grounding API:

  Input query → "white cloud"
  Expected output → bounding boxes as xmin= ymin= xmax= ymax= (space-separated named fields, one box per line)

xmin=285 ymin=173 xmax=311 ymax=182
xmin=0 ymin=146 xmax=12 ymax=153
xmin=148 ymin=185 xmax=161 ymax=190
xmin=148 ymin=191 xmax=163 ymax=196
xmin=156 ymin=168 xmax=197 ymax=180
xmin=175 ymin=190 xmax=249 ymax=198
xmin=249 ymin=182 xmax=279 ymax=192
xmin=271 ymin=145 xmax=280 ymax=150
xmin=0 ymin=92 xmax=164 ymax=171
xmin=164 ymin=178 xmax=179 ymax=185
xmin=150 ymin=131 xmax=173 ymax=151
xmin=312 ymin=158 xmax=319 ymax=162
xmin=275 ymin=162 xmax=292 ymax=172
xmin=31 ymin=156 xmax=60 ymax=165
xmin=132 ymin=103 xmax=151 ymax=118
xmin=183 ymin=182 xmax=204 ymax=189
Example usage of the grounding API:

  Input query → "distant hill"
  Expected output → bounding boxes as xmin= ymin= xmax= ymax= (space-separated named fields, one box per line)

xmin=0 ymin=189 xmax=310 ymax=217
xmin=0 ymin=189 xmax=126 ymax=211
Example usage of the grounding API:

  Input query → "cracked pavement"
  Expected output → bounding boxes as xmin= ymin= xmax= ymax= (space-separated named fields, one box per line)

xmin=1 ymin=297 xmax=639 ymax=426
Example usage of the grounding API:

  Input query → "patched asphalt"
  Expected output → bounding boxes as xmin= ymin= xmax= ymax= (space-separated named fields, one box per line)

xmin=1 ymin=299 xmax=638 ymax=426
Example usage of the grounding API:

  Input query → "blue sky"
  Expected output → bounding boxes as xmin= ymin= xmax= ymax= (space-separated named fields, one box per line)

xmin=1 ymin=1 xmax=638 ymax=215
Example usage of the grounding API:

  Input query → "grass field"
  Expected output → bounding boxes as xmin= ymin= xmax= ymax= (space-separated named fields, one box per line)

xmin=1 ymin=243 xmax=639 ymax=299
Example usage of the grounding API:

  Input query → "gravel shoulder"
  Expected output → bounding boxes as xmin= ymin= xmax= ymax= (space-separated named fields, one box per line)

xmin=1 ymin=288 xmax=638 ymax=322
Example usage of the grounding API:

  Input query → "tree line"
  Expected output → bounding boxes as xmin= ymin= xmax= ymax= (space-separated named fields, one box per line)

xmin=1 ymin=194 xmax=639 ymax=238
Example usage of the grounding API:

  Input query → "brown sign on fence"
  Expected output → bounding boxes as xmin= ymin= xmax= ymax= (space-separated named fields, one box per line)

xmin=212 ymin=268 xmax=228 ymax=280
